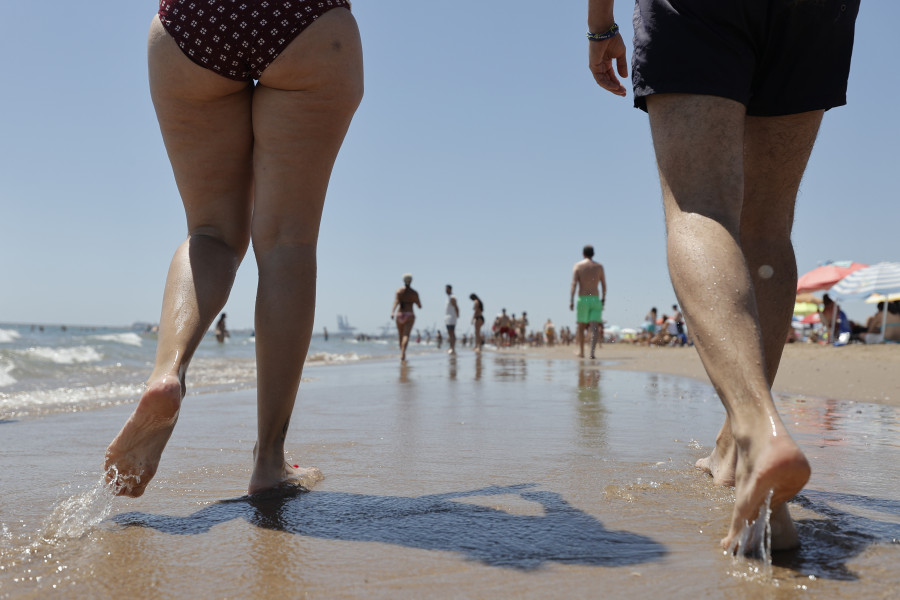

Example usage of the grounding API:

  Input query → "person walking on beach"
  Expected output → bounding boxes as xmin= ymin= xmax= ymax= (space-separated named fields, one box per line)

xmin=391 ymin=274 xmax=422 ymax=362
xmin=444 ymin=284 xmax=460 ymax=355
xmin=470 ymin=293 xmax=485 ymax=353
xmin=104 ymin=2 xmax=363 ymax=498
xmin=587 ymin=0 xmax=858 ymax=551
xmin=214 ymin=313 xmax=229 ymax=344
xmin=570 ymin=245 xmax=607 ymax=359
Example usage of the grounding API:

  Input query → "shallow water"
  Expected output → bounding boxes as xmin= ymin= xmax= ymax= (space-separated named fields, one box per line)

xmin=1 ymin=353 xmax=898 ymax=598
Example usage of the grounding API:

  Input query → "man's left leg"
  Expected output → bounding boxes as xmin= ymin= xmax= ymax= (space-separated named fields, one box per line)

xmin=647 ymin=93 xmax=812 ymax=551
xmin=447 ymin=325 xmax=456 ymax=354
xmin=697 ymin=110 xmax=824 ymax=487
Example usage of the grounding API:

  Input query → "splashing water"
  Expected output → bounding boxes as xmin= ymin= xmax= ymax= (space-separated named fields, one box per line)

xmin=726 ymin=490 xmax=775 ymax=582
xmin=34 ymin=475 xmax=118 ymax=545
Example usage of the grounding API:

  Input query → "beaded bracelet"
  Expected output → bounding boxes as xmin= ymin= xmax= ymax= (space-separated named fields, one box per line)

xmin=586 ymin=24 xmax=619 ymax=42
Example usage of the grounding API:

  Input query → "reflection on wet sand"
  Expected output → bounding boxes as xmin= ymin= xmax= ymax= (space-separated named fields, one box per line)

xmin=3 ymin=354 xmax=900 ymax=597
xmin=115 ymin=484 xmax=667 ymax=570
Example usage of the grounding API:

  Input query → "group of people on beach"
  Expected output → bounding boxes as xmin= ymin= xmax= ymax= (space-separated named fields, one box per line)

xmin=390 ymin=278 xmax=489 ymax=361
xmin=104 ymin=0 xmax=860 ymax=556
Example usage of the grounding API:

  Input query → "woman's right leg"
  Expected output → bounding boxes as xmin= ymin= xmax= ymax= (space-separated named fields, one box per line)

xmin=105 ymin=18 xmax=254 ymax=497
xmin=248 ymin=9 xmax=363 ymax=493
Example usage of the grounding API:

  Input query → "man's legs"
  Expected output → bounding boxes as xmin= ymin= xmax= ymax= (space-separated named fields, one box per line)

xmin=447 ymin=325 xmax=457 ymax=354
xmin=576 ymin=322 xmax=588 ymax=357
xmin=646 ymin=94 xmax=813 ymax=551
xmin=697 ymin=110 xmax=824 ymax=486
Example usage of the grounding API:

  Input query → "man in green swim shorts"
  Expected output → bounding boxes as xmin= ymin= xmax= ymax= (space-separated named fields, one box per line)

xmin=570 ymin=245 xmax=607 ymax=359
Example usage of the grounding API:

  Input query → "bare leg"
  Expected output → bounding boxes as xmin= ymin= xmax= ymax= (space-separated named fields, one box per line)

xmin=396 ymin=316 xmax=415 ymax=362
xmin=576 ymin=323 xmax=588 ymax=357
xmin=697 ymin=111 xmax=823 ymax=488
xmin=105 ymin=19 xmax=253 ymax=497
xmin=589 ymin=322 xmax=600 ymax=358
xmin=248 ymin=9 xmax=363 ymax=494
xmin=647 ymin=94 xmax=813 ymax=551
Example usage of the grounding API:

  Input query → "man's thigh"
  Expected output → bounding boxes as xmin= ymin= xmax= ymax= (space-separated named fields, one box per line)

xmin=646 ymin=94 xmax=746 ymax=230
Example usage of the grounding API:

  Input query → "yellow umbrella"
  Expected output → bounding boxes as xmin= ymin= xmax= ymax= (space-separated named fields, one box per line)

xmin=865 ymin=292 xmax=900 ymax=304
xmin=793 ymin=301 xmax=820 ymax=315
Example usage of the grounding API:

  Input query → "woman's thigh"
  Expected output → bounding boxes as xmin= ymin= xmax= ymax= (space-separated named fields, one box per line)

xmin=148 ymin=17 xmax=254 ymax=247
xmin=251 ymin=9 xmax=364 ymax=253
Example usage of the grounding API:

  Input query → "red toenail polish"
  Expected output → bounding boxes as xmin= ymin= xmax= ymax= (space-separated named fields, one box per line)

xmin=293 ymin=464 xmax=299 ymax=468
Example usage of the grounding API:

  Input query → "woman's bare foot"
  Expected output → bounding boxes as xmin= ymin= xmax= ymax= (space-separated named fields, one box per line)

xmin=104 ymin=375 xmax=182 ymax=497
xmin=248 ymin=444 xmax=323 ymax=495
xmin=722 ymin=432 xmax=809 ymax=552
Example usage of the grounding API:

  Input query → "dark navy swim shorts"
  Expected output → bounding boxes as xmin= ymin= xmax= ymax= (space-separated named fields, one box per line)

xmin=631 ymin=0 xmax=860 ymax=116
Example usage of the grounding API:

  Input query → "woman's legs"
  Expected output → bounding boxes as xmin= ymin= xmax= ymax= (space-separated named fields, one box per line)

xmin=105 ymin=18 xmax=254 ymax=496
xmin=247 ymin=9 xmax=363 ymax=493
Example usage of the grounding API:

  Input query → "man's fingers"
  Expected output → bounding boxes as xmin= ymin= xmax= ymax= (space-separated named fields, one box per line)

xmin=616 ymin=56 xmax=629 ymax=78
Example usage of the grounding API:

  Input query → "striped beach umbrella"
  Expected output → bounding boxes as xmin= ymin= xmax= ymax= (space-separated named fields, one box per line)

xmin=829 ymin=262 xmax=900 ymax=342
xmin=829 ymin=262 xmax=900 ymax=298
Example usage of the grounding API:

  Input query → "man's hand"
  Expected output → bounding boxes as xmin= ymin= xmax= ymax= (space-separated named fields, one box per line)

xmin=589 ymin=34 xmax=628 ymax=97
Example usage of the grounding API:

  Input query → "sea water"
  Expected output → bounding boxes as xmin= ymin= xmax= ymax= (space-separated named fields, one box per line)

xmin=0 ymin=323 xmax=435 ymax=419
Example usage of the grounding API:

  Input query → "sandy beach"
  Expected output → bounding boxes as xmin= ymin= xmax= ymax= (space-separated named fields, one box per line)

xmin=2 ymin=346 xmax=899 ymax=599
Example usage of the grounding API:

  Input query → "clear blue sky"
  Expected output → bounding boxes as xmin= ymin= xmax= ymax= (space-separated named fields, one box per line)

xmin=1 ymin=2 xmax=897 ymax=334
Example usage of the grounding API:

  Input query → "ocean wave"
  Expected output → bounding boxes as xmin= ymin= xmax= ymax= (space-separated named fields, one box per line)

xmin=91 ymin=332 xmax=143 ymax=347
xmin=0 ymin=362 xmax=16 ymax=387
xmin=307 ymin=351 xmax=364 ymax=363
xmin=25 ymin=346 xmax=103 ymax=365
xmin=0 ymin=382 xmax=145 ymax=418
xmin=0 ymin=329 xmax=22 ymax=344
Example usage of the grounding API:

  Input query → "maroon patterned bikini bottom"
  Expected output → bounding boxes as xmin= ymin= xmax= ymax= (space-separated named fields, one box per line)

xmin=158 ymin=0 xmax=350 ymax=81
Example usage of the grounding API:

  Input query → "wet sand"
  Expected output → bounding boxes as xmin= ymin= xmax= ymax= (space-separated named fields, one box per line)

xmin=524 ymin=342 xmax=900 ymax=406
xmin=2 ymin=352 xmax=899 ymax=598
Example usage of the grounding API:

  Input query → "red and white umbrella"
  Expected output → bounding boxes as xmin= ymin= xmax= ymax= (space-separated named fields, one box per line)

xmin=796 ymin=261 xmax=868 ymax=294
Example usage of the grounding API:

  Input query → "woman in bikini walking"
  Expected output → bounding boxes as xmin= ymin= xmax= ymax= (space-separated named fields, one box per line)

xmin=391 ymin=274 xmax=421 ymax=362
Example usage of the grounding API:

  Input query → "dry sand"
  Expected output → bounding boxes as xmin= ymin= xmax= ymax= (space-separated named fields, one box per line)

xmin=520 ymin=342 xmax=900 ymax=406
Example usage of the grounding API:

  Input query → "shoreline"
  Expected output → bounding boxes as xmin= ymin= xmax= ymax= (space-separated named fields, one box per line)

xmin=497 ymin=342 xmax=900 ymax=407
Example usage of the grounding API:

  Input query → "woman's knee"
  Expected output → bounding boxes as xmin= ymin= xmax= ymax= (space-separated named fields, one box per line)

xmin=189 ymin=224 xmax=251 ymax=260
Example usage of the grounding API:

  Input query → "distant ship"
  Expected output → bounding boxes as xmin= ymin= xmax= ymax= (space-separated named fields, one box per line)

xmin=336 ymin=315 xmax=357 ymax=334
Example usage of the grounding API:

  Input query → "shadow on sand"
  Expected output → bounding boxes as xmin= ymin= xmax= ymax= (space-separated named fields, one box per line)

xmin=774 ymin=490 xmax=900 ymax=581
xmin=114 ymin=483 xmax=667 ymax=570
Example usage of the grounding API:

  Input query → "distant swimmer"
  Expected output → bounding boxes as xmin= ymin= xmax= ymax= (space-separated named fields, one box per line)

xmin=445 ymin=284 xmax=460 ymax=355
xmin=391 ymin=274 xmax=421 ymax=362
xmin=570 ymin=245 xmax=606 ymax=359
xmin=215 ymin=313 xmax=229 ymax=343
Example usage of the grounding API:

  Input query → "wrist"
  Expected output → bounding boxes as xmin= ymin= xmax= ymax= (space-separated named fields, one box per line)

xmin=587 ymin=23 xmax=619 ymax=42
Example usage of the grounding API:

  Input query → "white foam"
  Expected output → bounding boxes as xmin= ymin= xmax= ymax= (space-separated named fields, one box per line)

xmin=307 ymin=351 xmax=362 ymax=363
xmin=26 ymin=345 xmax=102 ymax=364
xmin=0 ymin=329 xmax=21 ymax=344
xmin=0 ymin=362 xmax=16 ymax=387
xmin=91 ymin=332 xmax=143 ymax=347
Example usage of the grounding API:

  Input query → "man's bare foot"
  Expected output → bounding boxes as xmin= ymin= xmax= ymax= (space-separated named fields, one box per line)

xmin=695 ymin=445 xmax=737 ymax=487
xmin=104 ymin=375 xmax=182 ymax=497
xmin=696 ymin=422 xmax=737 ymax=486
xmin=249 ymin=444 xmax=324 ymax=495
xmin=722 ymin=433 xmax=809 ymax=552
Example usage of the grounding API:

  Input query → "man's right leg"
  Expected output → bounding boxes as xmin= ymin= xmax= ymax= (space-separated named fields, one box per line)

xmin=105 ymin=18 xmax=254 ymax=497
xmin=646 ymin=94 xmax=811 ymax=551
